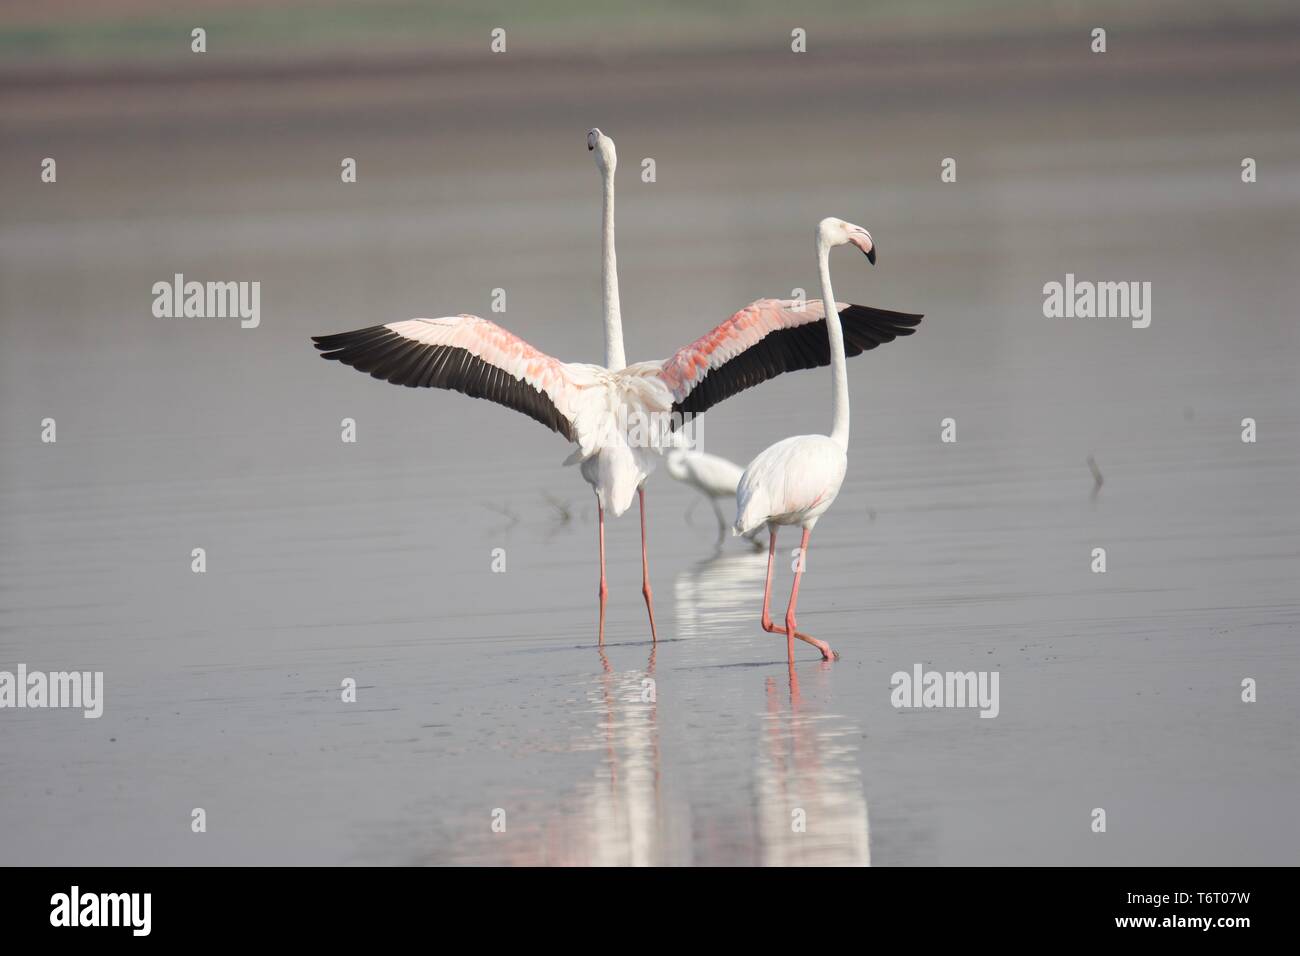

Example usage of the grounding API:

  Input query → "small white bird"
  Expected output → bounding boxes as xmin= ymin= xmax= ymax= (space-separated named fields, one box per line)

xmin=664 ymin=449 xmax=762 ymax=548
xmin=735 ymin=218 xmax=922 ymax=662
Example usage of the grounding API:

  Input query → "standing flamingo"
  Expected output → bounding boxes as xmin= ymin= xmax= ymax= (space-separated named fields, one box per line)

xmin=312 ymin=129 xmax=921 ymax=646
xmin=734 ymin=218 xmax=922 ymax=664
xmin=579 ymin=127 xmax=660 ymax=642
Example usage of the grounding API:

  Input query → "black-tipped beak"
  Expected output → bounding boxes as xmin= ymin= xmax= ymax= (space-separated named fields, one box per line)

xmin=588 ymin=144 xmax=594 ymax=151
xmin=865 ymin=246 xmax=877 ymax=265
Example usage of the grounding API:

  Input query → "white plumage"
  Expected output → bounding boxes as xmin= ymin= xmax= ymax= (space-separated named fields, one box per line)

xmin=731 ymin=217 xmax=922 ymax=664
xmin=734 ymin=435 xmax=847 ymax=536
xmin=664 ymin=448 xmax=764 ymax=546
xmin=565 ymin=363 xmax=677 ymax=516
xmin=313 ymin=131 xmax=921 ymax=651
xmin=665 ymin=449 xmax=744 ymax=499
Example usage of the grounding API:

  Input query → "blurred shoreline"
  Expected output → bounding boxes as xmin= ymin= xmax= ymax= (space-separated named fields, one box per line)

xmin=3 ymin=21 xmax=1299 ymax=132
xmin=4 ymin=0 xmax=1298 ymax=64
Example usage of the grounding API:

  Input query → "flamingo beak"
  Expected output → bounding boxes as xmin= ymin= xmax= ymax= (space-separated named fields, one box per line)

xmin=850 ymin=234 xmax=876 ymax=264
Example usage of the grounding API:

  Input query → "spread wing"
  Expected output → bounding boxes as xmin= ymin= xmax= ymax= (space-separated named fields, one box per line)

xmin=312 ymin=316 xmax=586 ymax=442
xmin=658 ymin=298 xmax=923 ymax=418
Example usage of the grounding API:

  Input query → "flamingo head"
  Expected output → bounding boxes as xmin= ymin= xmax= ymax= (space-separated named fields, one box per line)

xmin=587 ymin=127 xmax=617 ymax=173
xmin=818 ymin=217 xmax=876 ymax=265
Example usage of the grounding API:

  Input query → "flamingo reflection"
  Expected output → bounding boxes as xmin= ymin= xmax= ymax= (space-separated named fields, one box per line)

xmin=674 ymin=549 xmax=770 ymax=644
xmin=533 ymin=643 xmax=691 ymax=865
xmin=754 ymin=664 xmax=871 ymax=866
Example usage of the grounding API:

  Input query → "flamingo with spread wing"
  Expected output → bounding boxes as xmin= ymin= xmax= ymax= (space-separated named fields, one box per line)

xmin=312 ymin=131 xmax=921 ymax=645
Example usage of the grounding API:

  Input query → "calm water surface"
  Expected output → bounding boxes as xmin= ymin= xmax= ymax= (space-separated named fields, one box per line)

xmin=1 ymin=51 xmax=1298 ymax=864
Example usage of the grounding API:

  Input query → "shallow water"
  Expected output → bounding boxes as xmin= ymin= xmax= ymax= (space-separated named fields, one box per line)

xmin=1 ymin=37 xmax=1299 ymax=865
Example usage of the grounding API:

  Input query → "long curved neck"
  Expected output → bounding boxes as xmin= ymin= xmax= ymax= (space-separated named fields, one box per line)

xmin=601 ymin=163 xmax=626 ymax=371
xmin=818 ymin=240 xmax=850 ymax=450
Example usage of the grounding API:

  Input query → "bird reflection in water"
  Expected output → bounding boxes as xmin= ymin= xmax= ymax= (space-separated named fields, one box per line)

xmin=754 ymin=664 xmax=871 ymax=866
xmin=452 ymin=546 xmax=869 ymax=865
xmin=429 ymin=641 xmax=688 ymax=866
xmin=526 ymin=642 xmax=692 ymax=865
xmin=674 ymin=548 xmax=771 ymax=641
xmin=676 ymin=549 xmax=870 ymax=865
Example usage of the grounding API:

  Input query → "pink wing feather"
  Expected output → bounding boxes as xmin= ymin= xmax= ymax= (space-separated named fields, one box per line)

xmin=659 ymin=298 xmax=922 ymax=416
xmin=312 ymin=315 xmax=587 ymax=442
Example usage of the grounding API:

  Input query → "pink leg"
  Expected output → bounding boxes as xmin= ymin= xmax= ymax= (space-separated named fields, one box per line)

xmin=760 ymin=528 xmax=778 ymax=632
xmin=783 ymin=528 xmax=836 ymax=663
xmin=639 ymin=489 xmax=660 ymax=639
xmin=638 ymin=486 xmax=658 ymax=642
xmin=760 ymin=527 xmax=823 ymax=649
xmin=597 ymin=502 xmax=608 ymax=645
